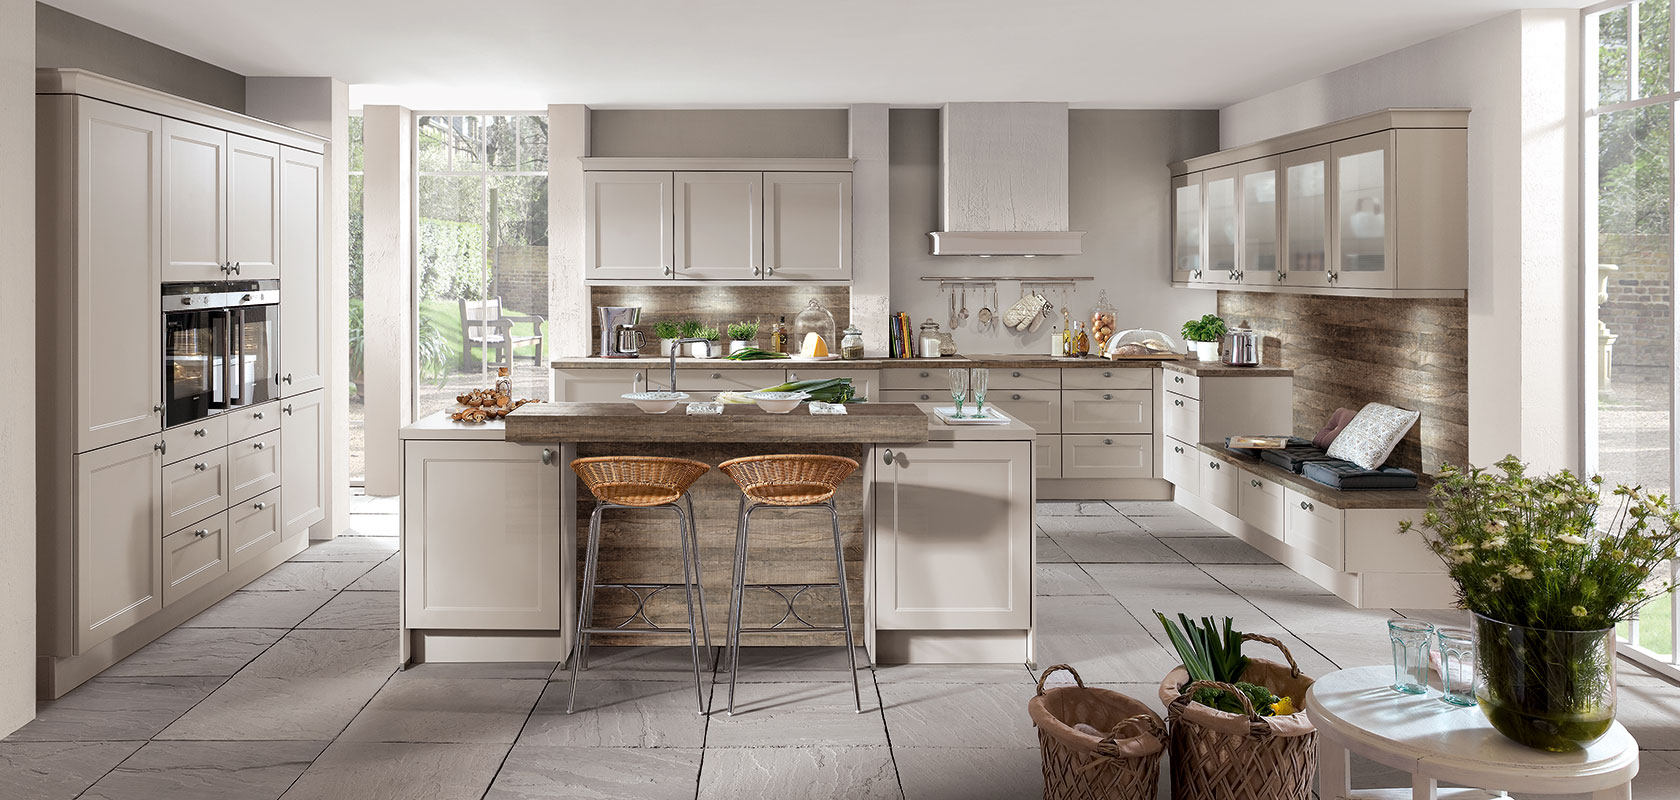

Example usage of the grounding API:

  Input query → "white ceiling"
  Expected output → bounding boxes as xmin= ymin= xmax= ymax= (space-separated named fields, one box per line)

xmin=48 ymin=0 xmax=1586 ymax=110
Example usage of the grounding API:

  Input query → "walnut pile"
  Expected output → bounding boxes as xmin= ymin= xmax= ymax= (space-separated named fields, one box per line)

xmin=451 ymin=389 xmax=540 ymax=423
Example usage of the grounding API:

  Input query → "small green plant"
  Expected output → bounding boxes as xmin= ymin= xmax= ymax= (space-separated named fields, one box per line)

xmin=700 ymin=325 xmax=721 ymax=342
xmin=727 ymin=320 xmax=760 ymax=342
xmin=653 ymin=321 xmax=681 ymax=340
xmin=1180 ymin=314 xmax=1228 ymax=343
xmin=1155 ymin=612 xmax=1285 ymax=717
xmin=677 ymin=320 xmax=704 ymax=339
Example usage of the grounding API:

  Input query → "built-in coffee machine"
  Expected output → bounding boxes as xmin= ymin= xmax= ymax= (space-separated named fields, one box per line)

xmin=598 ymin=305 xmax=644 ymax=358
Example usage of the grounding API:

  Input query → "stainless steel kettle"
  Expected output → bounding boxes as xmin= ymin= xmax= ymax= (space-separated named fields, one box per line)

xmin=1222 ymin=325 xmax=1262 ymax=367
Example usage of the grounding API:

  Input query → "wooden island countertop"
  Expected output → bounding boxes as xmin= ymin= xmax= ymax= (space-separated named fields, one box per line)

xmin=502 ymin=401 xmax=933 ymax=445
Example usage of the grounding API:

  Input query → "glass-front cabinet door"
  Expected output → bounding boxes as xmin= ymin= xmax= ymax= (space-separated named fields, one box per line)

xmin=1331 ymin=131 xmax=1397 ymax=289
xmin=1237 ymin=157 xmax=1280 ymax=286
xmin=1201 ymin=166 xmax=1238 ymax=285
xmin=1280 ymin=145 xmax=1331 ymax=288
xmin=1170 ymin=172 xmax=1203 ymax=284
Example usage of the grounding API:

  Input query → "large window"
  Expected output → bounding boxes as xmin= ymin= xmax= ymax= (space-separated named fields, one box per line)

xmin=414 ymin=114 xmax=550 ymax=416
xmin=348 ymin=113 xmax=365 ymax=483
xmin=1586 ymin=0 xmax=1678 ymax=679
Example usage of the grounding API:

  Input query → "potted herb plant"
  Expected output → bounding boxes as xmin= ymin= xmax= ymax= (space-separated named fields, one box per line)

xmin=653 ymin=321 xmax=682 ymax=356
xmin=1403 ymin=456 xmax=1680 ymax=752
xmin=676 ymin=320 xmax=706 ymax=357
xmin=689 ymin=325 xmax=720 ymax=358
xmin=726 ymin=320 xmax=761 ymax=355
xmin=1180 ymin=314 xmax=1227 ymax=362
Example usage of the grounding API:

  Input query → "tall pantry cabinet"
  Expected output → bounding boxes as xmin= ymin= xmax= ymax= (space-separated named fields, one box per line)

xmin=35 ymin=70 xmax=332 ymax=698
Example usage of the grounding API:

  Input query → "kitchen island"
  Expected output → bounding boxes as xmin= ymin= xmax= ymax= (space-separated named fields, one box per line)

xmin=398 ymin=401 xmax=1037 ymax=668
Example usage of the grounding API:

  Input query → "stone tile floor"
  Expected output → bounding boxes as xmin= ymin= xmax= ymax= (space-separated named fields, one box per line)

xmin=2 ymin=496 xmax=1677 ymax=799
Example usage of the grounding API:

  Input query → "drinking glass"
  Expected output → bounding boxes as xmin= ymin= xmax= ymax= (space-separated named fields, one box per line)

xmin=1437 ymin=626 xmax=1476 ymax=707
xmin=947 ymin=368 xmax=969 ymax=418
xmin=1389 ymin=618 xmax=1434 ymax=695
xmin=970 ymin=369 xmax=989 ymax=418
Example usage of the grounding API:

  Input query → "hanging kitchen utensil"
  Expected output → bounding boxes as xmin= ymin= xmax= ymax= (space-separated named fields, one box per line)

xmin=976 ymin=286 xmax=994 ymax=332
xmin=949 ymin=288 xmax=958 ymax=329
xmin=960 ymin=286 xmax=970 ymax=323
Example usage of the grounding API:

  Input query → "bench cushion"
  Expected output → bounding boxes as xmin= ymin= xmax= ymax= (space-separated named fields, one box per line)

xmin=1302 ymin=459 xmax=1420 ymax=491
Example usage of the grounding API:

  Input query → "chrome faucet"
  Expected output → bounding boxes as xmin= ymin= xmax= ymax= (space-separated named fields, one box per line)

xmin=666 ymin=338 xmax=714 ymax=392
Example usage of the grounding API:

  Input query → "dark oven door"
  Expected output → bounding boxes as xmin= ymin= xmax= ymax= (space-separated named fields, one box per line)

xmin=164 ymin=308 xmax=226 ymax=427
xmin=231 ymin=303 xmax=279 ymax=407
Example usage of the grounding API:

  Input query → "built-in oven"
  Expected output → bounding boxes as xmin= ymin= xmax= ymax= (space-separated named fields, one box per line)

xmin=162 ymin=280 xmax=280 ymax=429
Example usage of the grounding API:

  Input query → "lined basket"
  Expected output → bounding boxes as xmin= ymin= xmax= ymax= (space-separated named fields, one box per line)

xmin=570 ymin=456 xmax=710 ymax=507
xmin=1029 ymin=664 xmax=1166 ymax=800
xmin=1156 ymin=633 xmax=1317 ymax=800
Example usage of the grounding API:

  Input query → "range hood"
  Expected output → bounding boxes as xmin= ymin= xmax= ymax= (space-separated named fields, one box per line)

xmin=928 ymin=102 xmax=1086 ymax=257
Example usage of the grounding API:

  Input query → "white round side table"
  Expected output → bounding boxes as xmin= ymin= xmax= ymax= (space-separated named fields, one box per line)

xmin=1306 ymin=665 xmax=1639 ymax=800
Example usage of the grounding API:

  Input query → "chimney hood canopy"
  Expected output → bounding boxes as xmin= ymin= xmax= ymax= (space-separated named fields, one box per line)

xmin=929 ymin=102 xmax=1084 ymax=256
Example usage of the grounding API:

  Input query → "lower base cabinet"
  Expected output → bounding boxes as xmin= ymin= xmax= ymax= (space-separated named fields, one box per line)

xmin=403 ymin=440 xmax=562 ymax=630
xmin=1062 ymin=434 xmax=1152 ymax=479
xmin=74 ymin=435 xmax=166 ymax=653
xmin=281 ymin=389 xmax=327 ymax=538
xmin=229 ymin=488 xmax=283 ymax=568
xmin=164 ymin=512 xmax=228 ymax=605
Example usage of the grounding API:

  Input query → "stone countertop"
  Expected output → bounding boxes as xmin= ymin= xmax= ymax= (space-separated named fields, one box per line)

xmin=1164 ymin=361 xmax=1294 ymax=378
xmin=551 ymin=354 xmax=1291 ymax=375
xmin=502 ymin=402 xmax=934 ymax=445
xmin=1197 ymin=443 xmax=1433 ymax=510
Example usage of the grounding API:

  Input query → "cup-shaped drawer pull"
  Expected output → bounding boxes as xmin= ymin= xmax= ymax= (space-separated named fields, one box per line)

xmin=1174 ymin=375 xmax=1185 ymax=384
xmin=194 ymin=528 xmax=211 ymax=538
xmin=1012 ymin=371 xmax=1022 ymax=377
xmin=710 ymin=372 xmax=721 ymax=379
xmin=1102 ymin=371 xmax=1112 ymax=377
xmin=193 ymin=461 xmax=207 ymax=471
xmin=1250 ymin=479 xmax=1263 ymax=488
xmin=253 ymin=411 xmax=265 ymax=420
xmin=253 ymin=501 xmax=268 ymax=511
xmin=1208 ymin=461 xmax=1220 ymax=470
xmin=1173 ymin=398 xmax=1184 ymax=407
xmin=1102 ymin=393 xmax=1113 ymax=400
xmin=1103 ymin=438 xmax=1114 ymax=445
xmin=1300 ymin=500 xmax=1314 ymax=512
xmin=193 ymin=428 xmax=207 ymax=438
xmin=254 ymin=441 xmax=266 ymax=450
xmin=1011 ymin=394 xmax=1022 ymax=401
xmin=1173 ymin=445 xmax=1184 ymax=454
xmin=919 ymin=393 xmax=930 ymax=401
xmin=919 ymin=371 xmax=930 ymax=377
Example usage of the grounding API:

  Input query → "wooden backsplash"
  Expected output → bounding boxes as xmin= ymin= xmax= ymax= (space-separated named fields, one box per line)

xmin=589 ymin=285 xmax=850 ymax=355
xmin=1217 ymin=292 xmax=1468 ymax=474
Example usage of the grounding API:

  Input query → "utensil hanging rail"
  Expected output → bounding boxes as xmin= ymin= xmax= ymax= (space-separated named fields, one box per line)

xmin=920 ymin=276 xmax=1092 ymax=285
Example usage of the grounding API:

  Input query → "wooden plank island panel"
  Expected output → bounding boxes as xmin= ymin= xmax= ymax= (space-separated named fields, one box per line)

xmin=505 ymin=402 xmax=930 ymax=444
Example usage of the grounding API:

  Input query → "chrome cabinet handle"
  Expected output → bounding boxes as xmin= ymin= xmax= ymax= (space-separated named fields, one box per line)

xmin=283 ymin=405 xmax=293 ymax=415
xmin=1277 ymin=270 xmax=1287 ymax=283
xmin=1011 ymin=394 xmax=1022 ymax=401
xmin=1174 ymin=398 xmax=1184 ymax=407
xmin=788 ymin=372 xmax=798 ymax=382
xmin=919 ymin=371 xmax=929 ymax=377
xmin=541 ymin=448 xmax=553 ymax=466
xmin=1300 ymin=500 xmax=1314 ymax=511
xmin=710 ymin=373 xmax=721 ymax=379
xmin=254 ymin=412 xmax=264 ymax=420
xmin=918 ymin=393 xmax=930 ymax=401
xmin=662 ymin=266 xmax=673 ymax=276
xmin=752 ymin=266 xmax=762 ymax=277
xmin=154 ymin=441 xmax=167 ymax=455
xmin=1102 ymin=393 xmax=1113 ymax=400
xmin=1209 ymin=461 xmax=1220 ymax=470
xmin=194 ymin=528 xmax=210 ymax=538
xmin=253 ymin=442 xmax=265 ymax=450
xmin=1102 ymin=371 xmax=1112 ymax=377
xmin=1103 ymin=438 xmax=1114 ymax=445
xmin=765 ymin=265 xmax=775 ymax=275
xmin=194 ymin=462 xmax=207 ymax=471
xmin=194 ymin=428 xmax=206 ymax=437
xmin=882 ymin=448 xmax=895 ymax=466
xmin=154 ymin=403 xmax=165 ymax=413
xmin=1173 ymin=376 xmax=1184 ymax=384
xmin=1173 ymin=445 xmax=1184 ymax=454
xmin=1012 ymin=371 xmax=1022 ymax=377
xmin=253 ymin=502 xmax=267 ymax=510
xmin=1251 ymin=479 xmax=1262 ymax=488
xmin=282 ymin=373 xmax=293 ymax=385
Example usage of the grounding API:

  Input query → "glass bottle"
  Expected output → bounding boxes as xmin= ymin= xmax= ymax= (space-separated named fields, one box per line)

xmin=1074 ymin=322 xmax=1090 ymax=357
xmin=495 ymin=367 xmax=513 ymax=396
xmin=770 ymin=316 xmax=789 ymax=354
xmin=840 ymin=325 xmax=865 ymax=360
xmin=1060 ymin=324 xmax=1072 ymax=357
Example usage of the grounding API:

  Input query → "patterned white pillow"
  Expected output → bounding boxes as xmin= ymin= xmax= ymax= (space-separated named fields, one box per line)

xmin=1325 ymin=403 xmax=1420 ymax=470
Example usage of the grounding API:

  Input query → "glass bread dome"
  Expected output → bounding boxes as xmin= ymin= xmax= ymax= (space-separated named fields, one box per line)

xmin=792 ymin=298 xmax=838 ymax=353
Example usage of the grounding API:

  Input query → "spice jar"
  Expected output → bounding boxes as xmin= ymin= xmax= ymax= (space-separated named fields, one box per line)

xmin=840 ymin=325 xmax=864 ymax=360
xmin=919 ymin=319 xmax=943 ymax=358
xmin=1089 ymin=290 xmax=1117 ymax=354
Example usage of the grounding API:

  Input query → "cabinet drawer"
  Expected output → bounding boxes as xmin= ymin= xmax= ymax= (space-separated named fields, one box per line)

xmin=879 ymin=389 xmax=942 ymax=404
xmin=1062 ymin=368 xmax=1152 ymax=390
xmin=1285 ymin=488 xmax=1344 ymax=569
xmin=1237 ymin=473 xmax=1285 ymax=540
xmin=1062 ymin=389 xmax=1151 ymax=434
xmin=983 ymin=368 xmax=1059 ymax=390
xmin=228 ymin=487 xmax=282 ymax=569
xmin=1163 ymin=369 xmax=1200 ymax=399
xmin=881 ymin=366 xmax=965 ymax=390
xmin=1163 ymin=437 xmax=1199 ymax=494
xmin=555 ymin=369 xmax=647 ymax=401
xmin=1163 ymin=393 xmax=1200 ymax=444
xmin=1198 ymin=456 xmax=1238 ymax=515
xmin=228 ymin=431 xmax=282 ymax=505
xmin=990 ymin=389 xmax=1060 ymax=434
xmin=163 ymin=449 xmax=229 ymax=531
xmin=226 ymin=400 xmax=280 ymax=441
xmin=162 ymin=416 xmax=227 ymax=466
xmin=672 ymin=368 xmax=786 ymax=394
xmin=1037 ymin=435 xmax=1063 ymax=479
xmin=1062 ymin=434 xmax=1153 ymax=480
xmin=164 ymin=512 xmax=228 ymax=605
xmin=784 ymin=369 xmax=878 ymax=403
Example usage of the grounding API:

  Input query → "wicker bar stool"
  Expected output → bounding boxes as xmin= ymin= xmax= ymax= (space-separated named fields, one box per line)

xmin=716 ymin=454 xmax=864 ymax=715
xmin=567 ymin=456 xmax=713 ymax=715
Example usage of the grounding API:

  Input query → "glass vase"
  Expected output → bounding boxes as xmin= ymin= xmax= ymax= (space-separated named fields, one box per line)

xmin=1472 ymin=613 xmax=1616 ymax=752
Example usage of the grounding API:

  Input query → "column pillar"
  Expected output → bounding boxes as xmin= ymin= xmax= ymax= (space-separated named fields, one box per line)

xmin=362 ymin=105 xmax=414 ymax=495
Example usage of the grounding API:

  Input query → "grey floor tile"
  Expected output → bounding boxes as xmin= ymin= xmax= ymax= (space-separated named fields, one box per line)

xmin=1037 ymin=594 xmax=1155 ymax=637
xmin=289 ymin=535 xmax=398 ymax=562
xmin=348 ymin=494 xmax=399 ymax=515
xmin=1037 ymin=563 xmax=1104 ymax=595
xmin=394 ymin=661 xmax=559 ymax=682
xmin=242 ymin=629 xmax=399 ymax=680
xmin=1084 ymin=563 xmax=1239 ymax=604
xmin=1198 ymin=563 xmax=1331 ymax=598
xmin=1034 ymin=633 xmax=1180 ymax=684
xmin=1036 ymin=535 xmax=1073 ymax=564
xmin=1037 ymin=501 xmax=1121 ymax=516
xmin=570 ymin=646 xmax=716 ymax=682
xmin=705 ymin=681 xmax=887 ymax=747
xmin=698 ymin=746 xmax=901 ymax=800
xmin=279 ymin=741 xmax=508 ymax=800
xmin=871 ymin=663 xmax=1032 ymax=685
xmin=4 ymin=677 xmax=224 ymax=742
xmin=295 ymin=590 xmax=398 ymax=630
xmin=243 ymin=561 xmax=378 ymax=592
xmin=484 ymin=745 xmax=702 ymax=800
xmin=1108 ymin=501 xmax=1195 ymax=517
xmin=0 ymin=741 xmax=144 ymax=800
xmin=81 ymin=740 xmax=328 ymax=800
xmin=1127 ymin=516 xmax=1229 ymax=537
xmin=519 ymin=680 xmax=708 ymax=748
xmin=345 ymin=556 xmax=400 ymax=591
xmin=180 ymin=590 xmax=335 ymax=629
xmin=344 ymin=513 xmax=399 ymax=536
xmin=723 ymin=646 xmax=871 ymax=683
xmin=1037 ymin=514 xmax=1145 ymax=535
xmin=1043 ymin=531 xmax=1186 ymax=563
xmin=1161 ymin=536 xmax=1277 ymax=564
xmin=157 ymin=675 xmax=391 ymax=741
xmin=339 ymin=678 xmax=545 ymax=744
xmin=1609 ymin=678 xmax=1680 ymax=749
xmin=895 ymin=747 xmax=1043 ymax=800
xmin=877 ymin=681 xmax=1037 ymax=748
xmin=102 ymin=627 xmax=285 ymax=677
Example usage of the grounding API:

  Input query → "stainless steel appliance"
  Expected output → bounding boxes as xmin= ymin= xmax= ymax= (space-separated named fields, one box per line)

xmin=598 ymin=305 xmax=643 ymax=358
xmin=163 ymin=280 xmax=280 ymax=427
xmin=1222 ymin=325 xmax=1262 ymax=367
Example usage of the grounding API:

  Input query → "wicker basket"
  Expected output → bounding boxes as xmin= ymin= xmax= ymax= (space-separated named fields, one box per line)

xmin=716 ymin=454 xmax=859 ymax=506
xmin=1029 ymin=665 xmax=1166 ymax=800
xmin=570 ymin=456 xmax=710 ymax=507
xmin=1156 ymin=634 xmax=1317 ymax=800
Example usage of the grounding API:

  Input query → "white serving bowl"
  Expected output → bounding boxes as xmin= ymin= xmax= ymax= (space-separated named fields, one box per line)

xmin=743 ymin=391 xmax=810 ymax=414
xmin=621 ymin=391 xmax=689 ymax=414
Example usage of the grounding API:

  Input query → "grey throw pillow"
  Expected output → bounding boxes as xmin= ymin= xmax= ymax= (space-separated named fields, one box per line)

xmin=1325 ymin=403 xmax=1420 ymax=470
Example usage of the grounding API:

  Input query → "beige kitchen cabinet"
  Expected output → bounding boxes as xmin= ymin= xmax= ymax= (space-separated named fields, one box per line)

xmin=671 ymin=368 xmax=786 ymax=395
xmin=879 ymin=389 xmax=943 ymax=404
xmin=279 ymin=147 xmax=326 ymax=394
xmin=1162 ymin=370 xmax=1291 ymax=501
xmin=1061 ymin=389 xmax=1150 ymax=435
xmin=874 ymin=440 xmax=1033 ymax=630
xmin=764 ymin=172 xmax=852 ymax=280
xmin=990 ymin=389 xmax=1060 ymax=433
xmin=1199 ymin=165 xmax=1239 ymax=285
xmin=674 ymin=171 xmax=761 ymax=280
xmin=226 ymin=400 xmax=280 ymax=442
xmin=1331 ymin=129 xmax=1468 ymax=292
xmin=555 ymin=368 xmax=647 ymax=401
xmin=783 ymin=369 xmax=878 ymax=402
xmin=226 ymin=134 xmax=280 ymax=278
xmin=280 ymin=389 xmax=326 ymax=539
xmin=228 ymin=487 xmax=283 ymax=569
xmin=1036 ymin=435 xmax=1063 ymax=479
xmin=1239 ymin=156 xmax=1281 ymax=287
xmin=161 ymin=118 xmax=227 ymax=281
xmin=1285 ymin=487 xmax=1345 ymax=569
xmin=228 ymin=430 xmax=281 ymax=505
xmin=1281 ymin=145 xmax=1332 ymax=288
xmin=73 ymin=435 xmax=165 ymax=653
xmin=1062 ymin=434 xmax=1152 ymax=480
xmin=42 ymin=97 xmax=164 ymax=453
xmin=163 ymin=512 xmax=228 ymax=606
xmin=1237 ymin=473 xmax=1285 ymax=541
xmin=881 ymin=368 xmax=964 ymax=391
xmin=1198 ymin=455 xmax=1238 ymax=515
xmin=1162 ymin=438 xmax=1198 ymax=494
xmin=162 ymin=448 xmax=228 ymax=532
xmin=584 ymin=170 xmax=674 ymax=280
xmin=1170 ymin=172 xmax=1203 ymax=283
xmin=403 ymin=440 xmax=562 ymax=630
xmin=1330 ymin=132 xmax=1392 ymax=290
xmin=160 ymin=415 xmax=226 ymax=466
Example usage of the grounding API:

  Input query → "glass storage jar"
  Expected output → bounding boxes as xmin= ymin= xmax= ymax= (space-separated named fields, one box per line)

xmin=840 ymin=325 xmax=864 ymax=360
xmin=1089 ymin=290 xmax=1117 ymax=354
xmin=792 ymin=299 xmax=838 ymax=354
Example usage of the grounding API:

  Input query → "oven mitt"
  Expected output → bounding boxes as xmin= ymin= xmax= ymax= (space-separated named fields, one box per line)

xmin=1004 ymin=295 xmax=1039 ymax=329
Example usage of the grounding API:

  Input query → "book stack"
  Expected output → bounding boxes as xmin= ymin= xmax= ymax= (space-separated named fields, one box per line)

xmin=887 ymin=312 xmax=914 ymax=358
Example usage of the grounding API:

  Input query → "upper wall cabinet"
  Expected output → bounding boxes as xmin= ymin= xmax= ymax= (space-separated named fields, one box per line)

xmin=162 ymin=122 xmax=283 ymax=281
xmin=582 ymin=158 xmax=854 ymax=282
xmin=280 ymin=147 xmax=326 ymax=395
xmin=1170 ymin=108 xmax=1468 ymax=298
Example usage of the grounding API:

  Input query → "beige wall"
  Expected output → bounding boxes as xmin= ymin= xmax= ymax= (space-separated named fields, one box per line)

xmin=589 ymin=109 xmax=848 ymax=158
xmin=1 ymin=0 xmax=35 ymax=737
xmin=35 ymin=3 xmax=245 ymax=112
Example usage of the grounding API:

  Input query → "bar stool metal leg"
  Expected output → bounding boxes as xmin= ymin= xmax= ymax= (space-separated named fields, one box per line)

xmin=673 ymin=502 xmax=706 ymax=715
xmin=726 ymin=498 xmax=752 ymax=714
xmin=828 ymin=500 xmax=863 ymax=713
xmin=685 ymin=493 xmax=714 ymax=662
xmin=567 ymin=502 xmax=606 ymax=713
